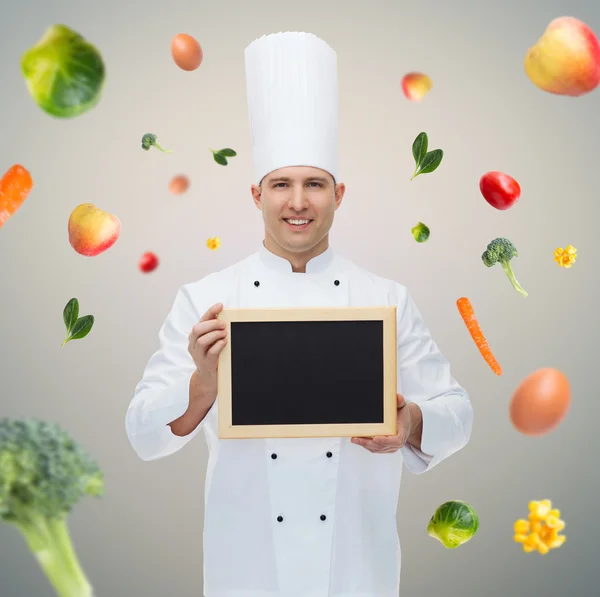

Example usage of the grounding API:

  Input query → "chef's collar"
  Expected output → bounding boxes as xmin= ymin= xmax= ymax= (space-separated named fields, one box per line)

xmin=259 ymin=241 xmax=335 ymax=274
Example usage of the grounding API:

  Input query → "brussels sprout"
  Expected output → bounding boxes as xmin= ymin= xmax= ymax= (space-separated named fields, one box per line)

xmin=411 ymin=222 xmax=430 ymax=243
xmin=21 ymin=24 xmax=105 ymax=118
xmin=427 ymin=500 xmax=479 ymax=549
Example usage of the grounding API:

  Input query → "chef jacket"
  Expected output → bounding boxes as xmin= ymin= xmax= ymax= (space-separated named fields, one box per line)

xmin=125 ymin=242 xmax=473 ymax=597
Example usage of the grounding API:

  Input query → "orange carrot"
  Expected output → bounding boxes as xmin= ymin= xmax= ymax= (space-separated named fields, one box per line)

xmin=456 ymin=296 xmax=502 ymax=376
xmin=0 ymin=164 xmax=33 ymax=229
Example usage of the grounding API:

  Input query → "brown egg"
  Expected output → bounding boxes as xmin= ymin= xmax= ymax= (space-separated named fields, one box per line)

xmin=169 ymin=174 xmax=190 ymax=195
xmin=509 ymin=368 xmax=571 ymax=436
xmin=170 ymin=34 xmax=203 ymax=71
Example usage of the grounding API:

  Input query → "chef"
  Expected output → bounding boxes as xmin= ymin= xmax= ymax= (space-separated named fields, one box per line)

xmin=125 ymin=31 xmax=473 ymax=597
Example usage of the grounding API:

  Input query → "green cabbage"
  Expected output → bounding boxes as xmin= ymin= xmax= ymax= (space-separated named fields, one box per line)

xmin=427 ymin=500 xmax=479 ymax=549
xmin=21 ymin=24 xmax=105 ymax=118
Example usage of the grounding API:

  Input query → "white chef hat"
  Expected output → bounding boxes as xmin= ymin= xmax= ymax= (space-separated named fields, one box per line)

xmin=244 ymin=31 xmax=339 ymax=185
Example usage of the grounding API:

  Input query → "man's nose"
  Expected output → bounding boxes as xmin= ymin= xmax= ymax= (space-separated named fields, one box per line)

xmin=288 ymin=188 xmax=309 ymax=210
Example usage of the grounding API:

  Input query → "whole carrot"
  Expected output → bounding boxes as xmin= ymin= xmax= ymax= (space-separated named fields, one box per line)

xmin=0 ymin=164 xmax=34 ymax=229
xmin=456 ymin=297 xmax=502 ymax=376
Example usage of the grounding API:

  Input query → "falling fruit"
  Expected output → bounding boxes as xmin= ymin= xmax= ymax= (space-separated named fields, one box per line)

xmin=68 ymin=203 xmax=120 ymax=256
xmin=524 ymin=16 xmax=600 ymax=96
xmin=479 ymin=171 xmax=521 ymax=210
xmin=207 ymin=237 xmax=220 ymax=250
xmin=169 ymin=175 xmax=189 ymax=195
xmin=401 ymin=72 xmax=432 ymax=101
xmin=139 ymin=251 xmax=159 ymax=273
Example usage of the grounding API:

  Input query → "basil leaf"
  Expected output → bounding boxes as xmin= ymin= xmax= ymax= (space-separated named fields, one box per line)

xmin=213 ymin=152 xmax=228 ymax=166
xmin=61 ymin=315 xmax=94 ymax=346
xmin=418 ymin=149 xmax=443 ymax=174
xmin=63 ymin=298 xmax=79 ymax=332
xmin=412 ymin=132 xmax=427 ymax=167
xmin=217 ymin=148 xmax=237 ymax=157
xmin=68 ymin=315 xmax=95 ymax=340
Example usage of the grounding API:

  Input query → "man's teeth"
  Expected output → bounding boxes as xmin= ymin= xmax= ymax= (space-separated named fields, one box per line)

xmin=286 ymin=219 xmax=310 ymax=225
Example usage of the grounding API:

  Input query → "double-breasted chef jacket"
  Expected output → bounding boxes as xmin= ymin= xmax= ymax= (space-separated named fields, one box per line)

xmin=126 ymin=242 xmax=473 ymax=597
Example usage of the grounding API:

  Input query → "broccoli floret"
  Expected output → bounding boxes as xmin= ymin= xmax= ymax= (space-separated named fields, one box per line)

xmin=141 ymin=133 xmax=172 ymax=153
xmin=482 ymin=237 xmax=528 ymax=298
xmin=0 ymin=418 xmax=103 ymax=597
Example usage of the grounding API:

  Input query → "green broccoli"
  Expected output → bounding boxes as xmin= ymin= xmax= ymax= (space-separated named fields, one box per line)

xmin=0 ymin=418 xmax=104 ymax=597
xmin=141 ymin=133 xmax=172 ymax=153
xmin=482 ymin=237 xmax=528 ymax=298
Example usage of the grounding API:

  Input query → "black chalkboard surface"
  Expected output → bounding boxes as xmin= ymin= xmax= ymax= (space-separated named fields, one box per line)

xmin=216 ymin=307 xmax=397 ymax=439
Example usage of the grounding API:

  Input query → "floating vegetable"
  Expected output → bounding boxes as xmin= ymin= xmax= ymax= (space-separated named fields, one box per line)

xmin=171 ymin=33 xmax=203 ymax=71
xmin=21 ymin=24 xmax=105 ymax=118
xmin=0 ymin=418 xmax=104 ymax=597
xmin=456 ymin=297 xmax=502 ymax=375
xmin=62 ymin=298 xmax=94 ymax=347
xmin=211 ymin=148 xmax=237 ymax=166
xmin=410 ymin=132 xmax=443 ymax=181
xmin=514 ymin=499 xmax=566 ymax=554
xmin=411 ymin=222 xmax=430 ymax=242
xmin=0 ymin=164 xmax=33 ymax=230
xmin=554 ymin=245 xmax=577 ymax=268
xmin=142 ymin=133 xmax=172 ymax=153
xmin=207 ymin=237 xmax=221 ymax=250
xmin=427 ymin=500 xmax=479 ymax=549
xmin=480 ymin=171 xmax=521 ymax=210
xmin=139 ymin=251 xmax=159 ymax=273
xmin=482 ymin=237 xmax=528 ymax=298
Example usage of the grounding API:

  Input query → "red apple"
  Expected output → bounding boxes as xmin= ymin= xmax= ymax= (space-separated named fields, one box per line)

xmin=139 ymin=251 xmax=159 ymax=273
xmin=479 ymin=172 xmax=521 ymax=210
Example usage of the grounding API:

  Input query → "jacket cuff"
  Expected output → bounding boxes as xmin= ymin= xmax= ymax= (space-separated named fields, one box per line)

xmin=402 ymin=396 xmax=470 ymax=474
xmin=147 ymin=373 xmax=193 ymax=430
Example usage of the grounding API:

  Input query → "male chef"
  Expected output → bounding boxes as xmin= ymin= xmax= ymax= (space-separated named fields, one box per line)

xmin=126 ymin=31 xmax=473 ymax=597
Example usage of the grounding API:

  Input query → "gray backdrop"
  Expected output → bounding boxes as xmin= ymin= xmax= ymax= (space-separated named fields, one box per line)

xmin=1 ymin=0 xmax=599 ymax=595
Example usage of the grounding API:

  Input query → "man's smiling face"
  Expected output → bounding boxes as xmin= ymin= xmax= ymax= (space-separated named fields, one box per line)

xmin=251 ymin=166 xmax=345 ymax=260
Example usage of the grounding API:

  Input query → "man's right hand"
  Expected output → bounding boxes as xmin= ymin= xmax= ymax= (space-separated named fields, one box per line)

xmin=188 ymin=302 xmax=228 ymax=401
xmin=169 ymin=303 xmax=227 ymax=436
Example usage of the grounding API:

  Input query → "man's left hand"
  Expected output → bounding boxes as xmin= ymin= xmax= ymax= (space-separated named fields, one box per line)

xmin=351 ymin=394 xmax=423 ymax=454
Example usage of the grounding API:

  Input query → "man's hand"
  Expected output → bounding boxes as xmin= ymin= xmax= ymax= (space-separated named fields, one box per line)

xmin=351 ymin=394 xmax=423 ymax=453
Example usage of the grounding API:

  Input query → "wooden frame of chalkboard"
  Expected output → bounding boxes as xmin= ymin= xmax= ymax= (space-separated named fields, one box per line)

xmin=216 ymin=307 xmax=398 ymax=439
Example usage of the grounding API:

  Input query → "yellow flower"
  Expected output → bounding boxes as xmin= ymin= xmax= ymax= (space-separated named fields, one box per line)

xmin=206 ymin=237 xmax=221 ymax=251
xmin=514 ymin=499 xmax=566 ymax=554
xmin=554 ymin=245 xmax=576 ymax=268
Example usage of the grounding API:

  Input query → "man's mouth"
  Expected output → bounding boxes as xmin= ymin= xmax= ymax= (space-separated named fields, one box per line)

xmin=284 ymin=218 xmax=312 ymax=228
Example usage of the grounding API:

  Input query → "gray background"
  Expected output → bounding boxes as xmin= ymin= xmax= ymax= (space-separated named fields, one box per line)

xmin=1 ymin=0 xmax=598 ymax=595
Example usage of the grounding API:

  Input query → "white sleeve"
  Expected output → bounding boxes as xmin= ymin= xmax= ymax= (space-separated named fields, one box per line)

xmin=125 ymin=285 xmax=213 ymax=461
xmin=395 ymin=286 xmax=474 ymax=474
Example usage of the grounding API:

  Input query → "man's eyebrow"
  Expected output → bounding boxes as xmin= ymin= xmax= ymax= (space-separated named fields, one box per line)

xmin=267 ymin=176 xmax=330 ymax=183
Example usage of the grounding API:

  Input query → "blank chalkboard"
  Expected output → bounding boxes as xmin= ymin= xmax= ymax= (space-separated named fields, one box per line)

xmin=216 ymin=307 xmax=397 ymax=438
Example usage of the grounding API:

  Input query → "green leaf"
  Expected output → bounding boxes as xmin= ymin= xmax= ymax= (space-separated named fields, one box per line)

xmin=411 ymin=149 xmax=443 ymax=180
xmin=217 ymin=148 xmax=237 ymax=157
xmin=412 ymin=132 xmax=427 ymax=167
xmin=213 ymin=152 xmax=228 ymax=166
xmin=63 ymin=298 xmax=79 ymax=332
xmin=61 ymin=315 xmax=94 ymax=346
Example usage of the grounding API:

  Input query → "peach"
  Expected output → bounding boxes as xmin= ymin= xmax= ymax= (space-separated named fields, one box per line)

xmin=401 ymin=72 xmax=432 ymax=101
xmin=524 ymin=16 xmax=600 ymax=97
xmin=68 ymin=203 xmax=120 ymax=256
